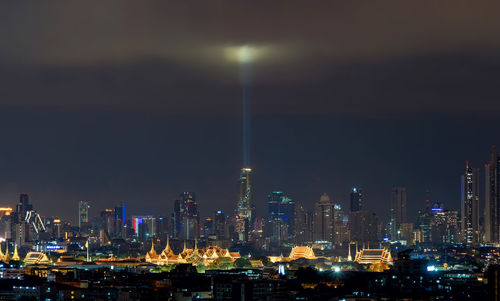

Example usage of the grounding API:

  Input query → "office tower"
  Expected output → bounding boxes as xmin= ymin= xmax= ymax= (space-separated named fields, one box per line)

xmin=132 ymin=215 xmax=157 ymax=241
xmin=313 ymin=193 xmax=334 ymax=242
xmin=171 ymin=192 xmax=199 ymax=240
xmin=350 ymin=187 xmax=362 ymax=212
xmin=265 ymin=191 xmax=296 ymax=245
xmin=332 ymin=204 xmax=349 ymax=245
xmin=295 ymin=205 xmax=314 ymax=244
xmin=461 ymin=162 xmax=480 ymax=244
xmin=156 ymin=216 xmax=169 ymax=240
xmin=15 ymin=193 xmax=33 ymax=223
xmin=0 ymin=208 xmax=12 ymax=241
xmin=78 ymin=200 xmax=90 ymax=229
xmin=416 ymin=191 xmax=432 ymax=243
xmin=399 ymin=222 xmax=414 ymax=244
xmin=213 ymin=211 xmax=228 ymax=240
xmin=182 ymin=192 xmax=199 ymax=240
xmin=100 ymin=209 xmax=114 ymax=239
xmin=114 ymin=202 xmax=126 ymax=239
xmin=172 ymin=199 xmax=182 ymax=239
xmin=390 ymin=186 xmax=407 ymax=240
xmin=350 ymin=210 xmax=380 ymax=245
xmin=430 ymin=202 xmax=458 ymax=244
xmin=13 ymin=193 xmax=35 ymax=245
xmin=485 ymin=148 xmax=500 ymax=243
xmin=203 ymin=218 xmax=214 ymax=238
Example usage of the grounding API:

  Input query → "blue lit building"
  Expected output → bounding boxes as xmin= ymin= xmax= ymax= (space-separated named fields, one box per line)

xmin=266 ymin=191 xmax=295 ymax=245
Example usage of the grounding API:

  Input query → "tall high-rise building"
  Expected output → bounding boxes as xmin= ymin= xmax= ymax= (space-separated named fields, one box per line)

xmin=430 ymin=202 xmax=458 ymax=244
xmin=237 ymin=168 xmax=252 ymax=220
xmin=78 ymin=200 xmax=90 ymax=229
xmin=314 ymin=193 xmax=334 ymax=242
xmin=213 ymin=210 xmax=228 ymax=240
xmin=295 ymin=204 xmax=313 ymax=244
xmin=236 ymin=168 xmax=252 ymax=241
xmin=485 ymin=148 xmax=500 ymax=243
xmin=132 ymin=215 xmax=157 ymax=241
xmin=203 ymin=217 xmax=214 ymax=238
xmin=333 ymin=204 xmax=349 ymax=245
xmin=171 ymin=192 xmax=199 ymax=240
xmin=416 ymin=191 xmax=432 ymax=243
xmin=350 ymin=187 xmax=362 ymax=212
xmin=100 ymin=209 xmax=114 ymax=240
xmin=461 ymin=161 xmax=480 ymax=244
xmin=13 ymin=193 xmax=34 ymax=246
xmin=350 ymin=210 xmax=380 ymax=244
xmin=15 ymin=193 xmax=32 ymax=222
xmin=390 ymin=186 xmax=407 ymax=240
xmin=114 ymin=202 xmax=126 ymax=239
xmin=172 ymin=199 xmax=182 ymax=239
xmin=265 ymin=191 xmax=296 ymax=245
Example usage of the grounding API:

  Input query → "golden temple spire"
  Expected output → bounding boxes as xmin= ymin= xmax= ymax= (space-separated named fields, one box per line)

xmin=194 ymin=239 xmax=198 ymax=251
xmin=183 ymin=240 xmax=187 ymax=253
xmin=0 ymin=243 xmax=3 ymax=258
xmin=4 ymin=244 xmax=10 ymax=263
xmin=12 ymin=244 xmax=20 ymax=261
xmin=149 ymin=240 xmax=156 ymax=254
xmin=347 ymin=242 xmax=352 ymax=261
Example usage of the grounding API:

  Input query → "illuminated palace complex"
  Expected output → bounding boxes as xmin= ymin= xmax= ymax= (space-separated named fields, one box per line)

xmin=145 ymin=239 xmax=240 ymax=266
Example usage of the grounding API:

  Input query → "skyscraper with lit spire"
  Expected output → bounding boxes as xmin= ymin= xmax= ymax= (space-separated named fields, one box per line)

xmin=237 ymin=167 xmax=252 ymax=220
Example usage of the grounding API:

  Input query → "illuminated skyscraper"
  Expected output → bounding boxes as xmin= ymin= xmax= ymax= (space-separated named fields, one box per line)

xmin=350 ymin=187 xmax=362 ymax=212
xmin=314 ymin=193 xmax=334 ymax=242
xmin=461 ymin=161 xmax=480 ymax=244
xmin=237 ymin=167 xmax=252 ymax=220
xmin=213 ymin=210 xmax=228 ymax=240
xmin=390 ymin=186 xmax=407 ymax=240
xmin=78 ymin=200 xmax=90 ymax=228
xmin=236 ymin=168 xmax=252 ymax=241
xmin=265 ymin=191 xmax=296 ymax=245
xmin=171 ymin=192 xmax=200 ymax=240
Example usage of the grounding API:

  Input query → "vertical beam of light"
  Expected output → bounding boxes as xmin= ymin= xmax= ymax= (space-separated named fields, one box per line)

xmin=240 ymin=62 xmax=251 ymax=168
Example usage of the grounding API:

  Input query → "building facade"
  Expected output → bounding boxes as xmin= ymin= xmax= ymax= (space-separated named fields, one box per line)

xmin=461 ymin=161 xmax=480 ymax=244
xmin=313 ymin=193 xmax=334 ymax=242
xmin=390 ymin=186 xmax=407 ymax=240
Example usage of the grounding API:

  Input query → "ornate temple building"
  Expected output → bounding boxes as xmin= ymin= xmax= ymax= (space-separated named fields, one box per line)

xmin=268 ymin=245 xmax=317 ymax=263
xmin=24 ymin=252 xmax=51 ymax=265
xmin=145 ymin=239 xmax=240 ymax=266
xmin=354 ymin=248 xmax=393 ymax=265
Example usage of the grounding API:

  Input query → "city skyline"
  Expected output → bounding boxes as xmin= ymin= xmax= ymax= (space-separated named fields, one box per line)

xmin=0 ymin=2 xmax=499 ymax=226
xmin=1 ymin=142 xmax=499 ymax=226
xmin=2 ymin=3 xmax=500 ymax=299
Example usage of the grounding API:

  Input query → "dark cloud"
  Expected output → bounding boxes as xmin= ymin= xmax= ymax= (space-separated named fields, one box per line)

xmin=0 ymin=52 xmax=499 ymax=117
xmin=0 ymin=1 xmax=499 ymax=223
xmin=2 ymin=1 xmax=500 ymax=67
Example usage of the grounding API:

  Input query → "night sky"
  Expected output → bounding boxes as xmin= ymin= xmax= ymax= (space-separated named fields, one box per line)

xmin=1 ymin=1 xmax=500 ymax=224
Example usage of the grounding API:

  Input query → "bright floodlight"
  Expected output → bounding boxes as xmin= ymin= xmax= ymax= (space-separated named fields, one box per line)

xmin=224 ymin=45 xmax=262 ymax=64
xmin=237 ymin=46 xmax=254 ymax=63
